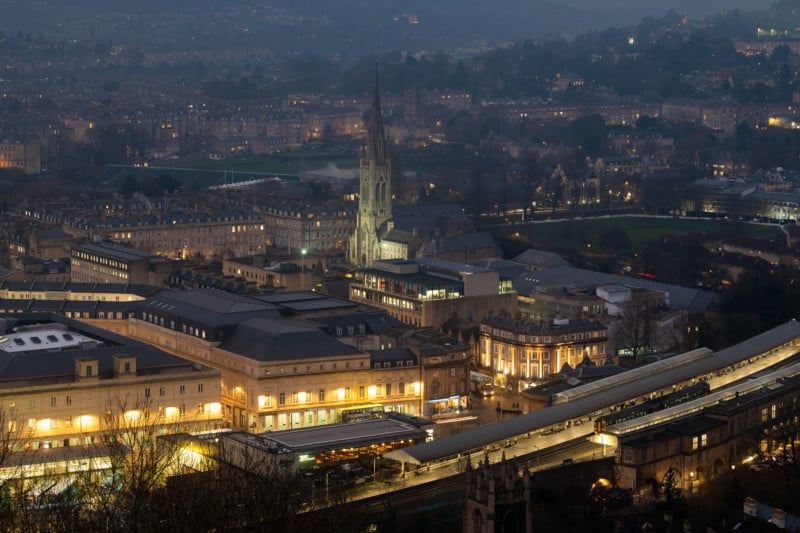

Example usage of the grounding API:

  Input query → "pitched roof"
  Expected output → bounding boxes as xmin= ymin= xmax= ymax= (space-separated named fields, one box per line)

xmin=141 ymin=289 xmax=280 ymax=327
xmin=217 ymin=316 xmax=362 ymax=361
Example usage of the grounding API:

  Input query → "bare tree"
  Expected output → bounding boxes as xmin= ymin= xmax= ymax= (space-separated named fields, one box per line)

xmin=0 ymin=407 xmax=33 ymax=530
xmin=78 ymin=394 xmax=184 ymax=532
xmin=0 ymin=398 xmax=360 ymax=532
xmin=0 ymin=407 xmax=87 ymax=532
xmin=617 ymin=302 xmax=653 ymax=365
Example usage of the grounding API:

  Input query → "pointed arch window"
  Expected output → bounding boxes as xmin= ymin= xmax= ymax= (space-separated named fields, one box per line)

xmin=376 ymin=178 xmax=387 ymax=205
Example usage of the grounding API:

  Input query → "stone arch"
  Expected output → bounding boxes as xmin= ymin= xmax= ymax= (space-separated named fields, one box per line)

xmin=500 ymin=507 xmax=524 ymax=532
xmin=644 ymin=477 xmax=660 ymax=497
xmin=376 ymin=179 xmax=386 ymax=206
xmin=712 ymin=458 xmax=725 ymax=479
xmin=472 ymin=509 xmax=483 ymax=533
xmin=695 ymin=464 xmax=706 ymax=482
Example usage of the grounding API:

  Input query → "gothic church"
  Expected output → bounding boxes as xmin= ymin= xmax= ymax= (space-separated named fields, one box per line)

xmin=348 ymin=72 xmax=401 ymax=267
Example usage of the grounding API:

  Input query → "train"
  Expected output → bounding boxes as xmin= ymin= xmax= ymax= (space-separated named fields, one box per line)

xmin=594 ymin=381 xmax=711 ymax=434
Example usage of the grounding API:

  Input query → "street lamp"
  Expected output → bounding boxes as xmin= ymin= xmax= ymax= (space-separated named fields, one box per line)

xmin=300 ymin=248 xmax=308 ymax=290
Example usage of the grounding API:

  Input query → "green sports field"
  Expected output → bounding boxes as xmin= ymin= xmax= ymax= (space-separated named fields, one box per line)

xmin=500 ymin=215 xmax=785 ymax=256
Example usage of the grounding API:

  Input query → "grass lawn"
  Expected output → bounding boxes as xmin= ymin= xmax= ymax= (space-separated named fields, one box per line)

xmin=517 ymin=216 xmax=784 ymax=250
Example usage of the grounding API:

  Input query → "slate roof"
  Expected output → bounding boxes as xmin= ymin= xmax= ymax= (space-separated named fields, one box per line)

xmin=35 ymin=229 xmax=71 ymax=240
xmin=140 ymin=289 xmax=281 ymax=327
xmin=0 ymin=313 xmax=210 ymax=384
xmin=0 ymin=343 xmax=185 ymax=382
xmin=308 ymin=312 xmax=403 ymax=336
xmin=278 ymin=299 xmax=357 ymax=313
xmin=369 ymin=347 xmax=417 ymax=366
xmin=74 ymin=243 xmax=156 ymax=261
xmin=217 ymin=316 xmax=362 ymax=361
xmin=382 ymin=228 xmax=416 ymax=245
xmin=253 ymin=292 xmax=326 ymax=304
xmin=512 ymin=249 xmax=571 ymax=269
xmin=392 ymin=203 xmax=471 ymax=236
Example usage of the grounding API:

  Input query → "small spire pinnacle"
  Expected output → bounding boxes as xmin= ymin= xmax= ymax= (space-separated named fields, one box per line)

xmin=365 ymin=62 xmax=387 ymax=164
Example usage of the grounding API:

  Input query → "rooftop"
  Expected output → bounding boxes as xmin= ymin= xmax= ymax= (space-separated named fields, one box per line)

xmin=224 ymin=417 xmax=429 ymax=455
xmin=73 ymin=242 xmax=157 ymax=261
xmin=0 ymin=314 xmax=215 ymax=385
xmin=217 ymin=316 xmax=363 ymax=362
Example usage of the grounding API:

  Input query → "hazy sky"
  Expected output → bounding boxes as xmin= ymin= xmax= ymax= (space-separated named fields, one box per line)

xmin=0 ymin=0 xmax=779 ymax=57
xmin=555 ymin=0 xmax=767 ymax=17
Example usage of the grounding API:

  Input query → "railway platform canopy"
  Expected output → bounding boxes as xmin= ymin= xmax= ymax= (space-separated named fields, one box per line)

xmin=384 ymin=320 xmax=800 ymax=466
xmin=222 ymin=415 xmax=430 ymax=474
xmin=606 ymin=360 xmax=800 ymax=437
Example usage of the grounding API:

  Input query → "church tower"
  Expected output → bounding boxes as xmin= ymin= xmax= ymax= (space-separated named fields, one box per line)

xmin=348 ymin=68 xmax=393 ymax=267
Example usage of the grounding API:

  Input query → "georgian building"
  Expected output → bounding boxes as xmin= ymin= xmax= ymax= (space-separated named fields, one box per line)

xmin=71 ymin=242 xmax=169 ymax=285
xmin=478 ymin=317 xmax=609 ymax=390
xmin=64 ymin=210 xmax=267 ymax=260
xmin=613 ymin=372 xmax=800 ymax=497
xmin=260 ymin=203 xmax=356 ymax=253
xmin=126 ymin=289 xmax=427 ymax=433
xmin=0 ymin=313 xmax=223 ymax=458
xmin=414 ymin=337 xmax=471 ymax=416
xmin=0 ymin=138 xmax=41 ymax=175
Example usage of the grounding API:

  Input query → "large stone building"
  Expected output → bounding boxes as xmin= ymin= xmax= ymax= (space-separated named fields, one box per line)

xmin=478 ymin=317 xmax=609 ymax=390
xmin=0 ymin=138 xmax=41 ymax=175
xmin=71 ymin=242 xmax=171 ymax=285
xmin=126 ymin=289 xmax=431 ymax=433
xmin=613 ymin=372 xmax=800 ymax=498
xmin=260 ymin=203 xmax=356 ymax=253
xmin=349 ymin=258 xmax=518 ymax=328
xmin=63 ymin=209 xmax=267 ymax=260
xmin=0 ymin=313 xmax=222 ymax=474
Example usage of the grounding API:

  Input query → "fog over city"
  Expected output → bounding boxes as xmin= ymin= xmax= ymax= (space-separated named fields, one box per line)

xmin=0 ymin=0 xmax=776 ymax=56
xmin=1 ymin=0 xmax=800 ymax=532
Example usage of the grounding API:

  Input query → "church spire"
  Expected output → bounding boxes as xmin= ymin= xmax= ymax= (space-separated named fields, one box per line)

xmin=365 ymin=63 xmax=387 ymax=165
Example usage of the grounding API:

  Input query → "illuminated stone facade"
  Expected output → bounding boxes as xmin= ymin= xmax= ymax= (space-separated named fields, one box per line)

xmin=0 ymin=314 xmax=223 ymax=455
xmin=64 ymin=214 xmax=267 ymax=260
xmin=126 ymin=290 xmax=425 ymax=433
xmin=478 ymin=317 xmax=608 ymax=390
xmin=348 ymin=74 xmax=395 ymax=268
xmin=70 ymin=242 xmax=165 ymax=285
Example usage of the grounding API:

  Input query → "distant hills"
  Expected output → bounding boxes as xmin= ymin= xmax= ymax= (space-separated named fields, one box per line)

xmin=0 ymin=0 xmax=780 ymax=57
